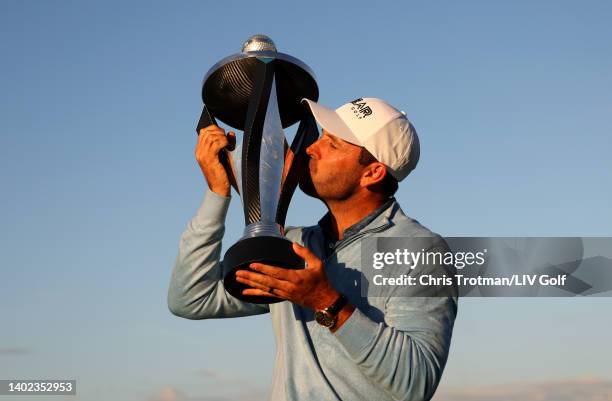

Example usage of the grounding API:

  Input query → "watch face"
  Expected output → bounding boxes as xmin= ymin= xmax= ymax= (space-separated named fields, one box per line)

xmin=315 ymin=311 xmax=335 ymax=328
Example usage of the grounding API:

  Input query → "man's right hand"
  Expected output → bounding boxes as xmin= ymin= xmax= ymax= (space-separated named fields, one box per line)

xmin=195 ymin=125 xmax=236 ymax=197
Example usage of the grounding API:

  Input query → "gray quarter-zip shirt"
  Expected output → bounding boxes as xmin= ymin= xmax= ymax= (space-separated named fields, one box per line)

xmin=168 ymin=190 xmax=457 ymax=401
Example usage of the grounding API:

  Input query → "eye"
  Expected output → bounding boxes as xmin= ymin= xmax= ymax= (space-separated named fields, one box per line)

xmin=325 ymin=137 xmax=337 ymax=148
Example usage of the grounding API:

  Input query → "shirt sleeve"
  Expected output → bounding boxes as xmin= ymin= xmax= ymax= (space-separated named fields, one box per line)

xmin=333 ymin=242 xmax=457 ymax=401
xmin=167 ymin=190 xmax=270 ymax=319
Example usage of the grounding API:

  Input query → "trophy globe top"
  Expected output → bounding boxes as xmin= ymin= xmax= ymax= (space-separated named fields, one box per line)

xmin=241 ymin=34 xmax=277 ymax=53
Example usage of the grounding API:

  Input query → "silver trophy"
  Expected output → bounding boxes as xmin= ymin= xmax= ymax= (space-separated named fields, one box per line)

xmin=197 ymin=35 xmax=319 ymax=304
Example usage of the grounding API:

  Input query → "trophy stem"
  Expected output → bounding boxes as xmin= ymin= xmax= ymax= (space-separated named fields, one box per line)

xmin=241 ymin=59 xmax=276 ymax=225
xmin=242 ymin=221 xmax=282 ymax=238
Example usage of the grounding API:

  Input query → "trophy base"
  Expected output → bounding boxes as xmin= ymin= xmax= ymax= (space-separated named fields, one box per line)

xmin=223 ymin=236 xmax=305 ymax=304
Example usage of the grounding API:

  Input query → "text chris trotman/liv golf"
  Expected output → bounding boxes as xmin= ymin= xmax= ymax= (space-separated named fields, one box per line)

xmin=370 ymin=248 xmax=568 ymax=288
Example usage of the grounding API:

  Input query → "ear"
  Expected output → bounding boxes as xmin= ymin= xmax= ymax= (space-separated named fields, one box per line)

xmin=360 ymin=162 xmax=387 ymax=187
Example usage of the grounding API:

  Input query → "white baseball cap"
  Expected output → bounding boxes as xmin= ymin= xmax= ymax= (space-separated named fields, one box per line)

xmin=302 ymin=97 xmax=420 ymax=182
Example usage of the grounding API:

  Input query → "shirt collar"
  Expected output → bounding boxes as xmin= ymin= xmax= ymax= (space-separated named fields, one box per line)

xmin=317 ymin=197 xmax=396 ymax=242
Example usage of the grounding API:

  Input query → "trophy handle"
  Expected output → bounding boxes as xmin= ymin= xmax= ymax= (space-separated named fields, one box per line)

xmin=196 ymin=106 xmax=240 ymax=193
xmin=276 ymin=113 xmax=319 ymax=227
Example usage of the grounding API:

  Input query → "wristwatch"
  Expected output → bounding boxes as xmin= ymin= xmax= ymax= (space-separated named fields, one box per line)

xmin=314 ymin=294 xmax=348 ymax=329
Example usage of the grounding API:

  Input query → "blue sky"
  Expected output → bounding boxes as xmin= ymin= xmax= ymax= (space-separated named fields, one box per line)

xmin=1 ymin=1 xmax=611 ymax=400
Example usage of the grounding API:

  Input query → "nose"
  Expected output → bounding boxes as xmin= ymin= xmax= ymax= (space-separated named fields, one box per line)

xmin=306 ymin=139 xmax=320 ymax=159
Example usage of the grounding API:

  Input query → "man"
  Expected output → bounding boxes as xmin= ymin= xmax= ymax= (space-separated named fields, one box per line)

xmin=168 ymin=97 xmax=457 ymax=401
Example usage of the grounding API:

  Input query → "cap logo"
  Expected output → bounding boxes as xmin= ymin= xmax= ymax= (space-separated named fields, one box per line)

xmin=350 ymin=98 xmax=372 ymax=119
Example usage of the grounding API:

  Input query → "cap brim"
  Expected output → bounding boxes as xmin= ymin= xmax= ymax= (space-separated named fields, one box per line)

xmin=302 ymin=99 xmax=362 ymax=146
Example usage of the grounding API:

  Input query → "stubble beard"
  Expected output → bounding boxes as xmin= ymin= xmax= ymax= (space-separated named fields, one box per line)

xmin=299 ymin=166 xmax=360 ymax=202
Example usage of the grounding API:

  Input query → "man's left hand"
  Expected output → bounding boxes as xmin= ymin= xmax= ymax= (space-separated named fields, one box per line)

xmin=235 ymin=242 xmax=339 ymax=311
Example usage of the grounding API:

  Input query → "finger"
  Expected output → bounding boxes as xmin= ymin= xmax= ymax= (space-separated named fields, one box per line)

xmin=235 ymin=277 xmax=290 ymax=299
xmin=235 ymin=275 xmax=270 ymax=292
xmin=235 ymin=270 xmax=290 ymax=291
xmin=196 ymin=126 xmax=208 ymax=148
xmin=203 ymin=131 xmax=229 ymax=144
xmin=241 ymin=288 xmax=282 ymax=298
xmin=203 ymin=130 xmax=234 ymax=152
xmin=199 ymin=124 xmax=223 ymax=136
xmin=207 ymin=132 xmax=234 ymax=153
xmin=249 ymin=263 xmax=293 ymax=280
xmin=226 ymin=131 xmax=236 ymax=151
xmin=197 ymin=129 xmax=224 ymax=152
xmin=204 ymin=135 xmax=230 ymax=154
xmin=292 ymin=242 xmax=321 ymax=268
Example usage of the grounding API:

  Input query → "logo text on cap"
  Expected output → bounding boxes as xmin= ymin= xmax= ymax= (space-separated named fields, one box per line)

xmin=350 ymin=98 xmax=372 ymax=119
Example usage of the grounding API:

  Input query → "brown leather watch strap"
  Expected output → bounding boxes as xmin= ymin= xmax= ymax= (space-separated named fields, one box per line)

xmin=326 ymin=294 xmax=348 ymax=316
